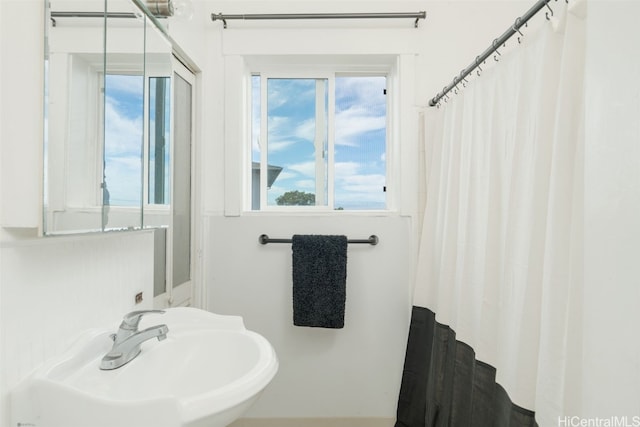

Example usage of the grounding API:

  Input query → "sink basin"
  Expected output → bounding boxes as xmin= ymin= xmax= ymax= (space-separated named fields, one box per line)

xmin=11 ymin=307 xmax=278 ymax=427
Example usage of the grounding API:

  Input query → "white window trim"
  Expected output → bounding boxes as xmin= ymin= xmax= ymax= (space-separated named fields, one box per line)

xmin=100 ymin=68 xmax=174 ymax=212
xmin=247 ymin=61 xmax=397 ymax=213
xmin=144 ymin=74 xmax=172 ymax=210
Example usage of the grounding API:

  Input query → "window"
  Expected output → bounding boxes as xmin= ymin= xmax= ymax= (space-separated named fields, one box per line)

xmin=148 ymin=76 xmax=171 ymax=205
xmin=251 ymin=73 xmax=387 ymax=211
xmin=102 ymin=74 xmax=172 ymax=208
xmin=103 ymin=73 xmax=144 ymax=207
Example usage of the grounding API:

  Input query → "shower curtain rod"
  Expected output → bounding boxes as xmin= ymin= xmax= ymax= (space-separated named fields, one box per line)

xmin=259 ymin=234 xmax=379 ymax=246
xmin=50 ymin=11 xmax=140 ymax=26
xmin=211 ymin=12 xmax=426 ymax=29
xmin=429 ymin=0 xmax=555 ymax=107
xmin=50 ymin=11 xmax=138 ymax=19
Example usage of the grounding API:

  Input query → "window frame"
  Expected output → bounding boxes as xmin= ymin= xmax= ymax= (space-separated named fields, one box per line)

xmin=146 ymin=75 xmax=172 ymax=208
xmin=248 ymin=65 xmax=393 ymax=213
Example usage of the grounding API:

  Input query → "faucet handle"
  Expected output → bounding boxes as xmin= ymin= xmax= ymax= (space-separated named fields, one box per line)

xmin=120 ymin=309 xmax=166 ymax=331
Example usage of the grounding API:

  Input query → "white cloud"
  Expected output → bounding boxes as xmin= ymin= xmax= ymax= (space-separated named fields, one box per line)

xmin=335 ymin=161 xmax=361 ymax=177
xmin=106 ymin=155 xmax=142 ymax=172
xmin=104 ymin=155 xmax=142 ymax=206
xmin=295 ymin=179 xmax=315 ymax=189
xmin=267 ymin=79 xmax=316 ymax=112
xmin=334 ymin=172 xmax=386 ymax=209
xmin=103 ymin=92 xmax=143 ymax=206
xmin=104 ymin=96 xmax=143 ymax=157
xmin=334 ymin=160 xmax=386 ymax=208
xmin=106 ymin=75 xmax=143 ymax=97
xmin=267 ymin=116 xmax=290 ymax=135
xmin=268 ymin=139 xmax=297 ymax=152
xmin=335 ymin=106 xmax=386 ymax=147
xmin=287 ymin=161 xmax=316 ymax=178
xmin=336 ymin=76 xmax=386 ymax=106
xmin=261 ymin=80 xmax=323 ymax=152
xmin=275 ymin=170 xmax=298 ymax=181
xmin=334 ymin=76 xmax=386 ymax=147
xmin=337 ymin=173 xmax=385 ymax=193
xmin=266 ymin=115 xmax=318 ymax=151
xmin=293 ymin=118 xmax=317 ymax=142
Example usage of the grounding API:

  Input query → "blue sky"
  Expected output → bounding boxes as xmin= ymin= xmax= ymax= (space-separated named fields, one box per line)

xmin=104 ymin=74 xmax=144 ymax=206
xmin=103 ymin=73 xmax=387 ymax=210
xmin=103 ymin=74 xmax=171 ymax=207
xmin=252 ymin=75 xmax=387 ymax=209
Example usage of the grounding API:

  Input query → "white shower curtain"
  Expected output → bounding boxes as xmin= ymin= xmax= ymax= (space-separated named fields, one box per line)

xmin=413 ymin=1 xmax=586 ymax=424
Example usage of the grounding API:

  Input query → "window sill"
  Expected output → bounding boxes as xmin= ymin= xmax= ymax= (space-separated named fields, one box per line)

xmin=240 ymin=209 xmax=400 ymax=218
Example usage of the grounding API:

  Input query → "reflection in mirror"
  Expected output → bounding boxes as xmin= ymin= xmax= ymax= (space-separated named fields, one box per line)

xmin=102 ymin=0 xmax=145 ymax=231
xmin=45 ymin=1 xmax=107 ymax=233
xmin=44 ymin=0 xmax=194 ymax=305
xmin=44 ymin=0 xmax=173 ymax=234
xmin=142 ymin=19 xmax=173 ymax=229
xmin=102 ymin=73 xmax=144 ymax=227
xmin=148 ymin=77 xmax=171 ymax=206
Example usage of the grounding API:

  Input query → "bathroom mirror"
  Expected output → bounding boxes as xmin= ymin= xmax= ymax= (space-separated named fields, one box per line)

xmin=44 ymin=0 xmax=173 ymax=234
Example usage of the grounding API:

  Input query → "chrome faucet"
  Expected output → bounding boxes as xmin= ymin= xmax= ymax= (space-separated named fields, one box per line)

xmin=100 ymin=310 xmax=169 ymax=370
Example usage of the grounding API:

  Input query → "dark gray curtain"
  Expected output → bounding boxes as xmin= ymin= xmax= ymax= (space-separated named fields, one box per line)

xmin=395 ymin=306 xmax=538 ymax=427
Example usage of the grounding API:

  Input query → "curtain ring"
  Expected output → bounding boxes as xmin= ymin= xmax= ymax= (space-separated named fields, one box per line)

xmin=513 ymin=17 xmax=524 ymax=44
xmin=492 ymin=39 xmax=501 ymax=61
xmin=440 ymin=86 xmax=449 ymax=102
xmin=545 ymin=2 xmax=554 ymax=20
xmin=475 ymin=56 xmax=483 ymax=76
xmin=461 ymin=72 xmax=468 ymax=87
xmin=453 ymin=77 xmax=460 ymax=95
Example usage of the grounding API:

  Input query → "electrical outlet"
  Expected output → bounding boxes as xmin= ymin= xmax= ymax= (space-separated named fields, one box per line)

xmin=135 ymin=292 xmax=143 ymax=304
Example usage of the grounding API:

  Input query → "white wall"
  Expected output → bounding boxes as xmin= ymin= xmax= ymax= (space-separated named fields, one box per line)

xmin=0 ymin=1 xmax=157 ymax=425
xmin=204 ymin=2 xmax=421 ymax=420
xmin=0 ymin=0 xmax=580 ymax=424
xmin=583 ymin=0 xmax=640 ymax=419
xmin=200 ymin=0 xmax=527 ymax=421
xmin=0 ymin=0 xmax=43 ymax=230
xmin=208 ymin=215 xmax=412 ymax=418
xmin=0 ymin=0 xmax=4 ymax=417
xmin=0 ymin=231 xmax=155 ymax=426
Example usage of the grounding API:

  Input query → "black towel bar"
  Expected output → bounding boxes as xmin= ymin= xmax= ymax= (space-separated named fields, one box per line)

xmin=259 ymin=234 xmax=379 ymax=246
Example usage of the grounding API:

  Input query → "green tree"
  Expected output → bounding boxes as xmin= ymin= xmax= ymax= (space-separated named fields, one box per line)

xmin=276 ymin=190 xmax=315 ymax=206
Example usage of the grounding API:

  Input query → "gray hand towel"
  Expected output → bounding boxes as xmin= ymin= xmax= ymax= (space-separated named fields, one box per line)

xmin=292 ymin=234 xmax=348 ymax=328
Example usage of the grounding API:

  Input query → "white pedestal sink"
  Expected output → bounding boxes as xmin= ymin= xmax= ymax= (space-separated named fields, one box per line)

xmin=11 ymin=307 xmax=278 ymax=427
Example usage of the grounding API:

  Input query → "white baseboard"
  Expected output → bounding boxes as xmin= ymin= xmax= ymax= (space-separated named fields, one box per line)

xmin=228 ymin=418 xmax=395 ymax=427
